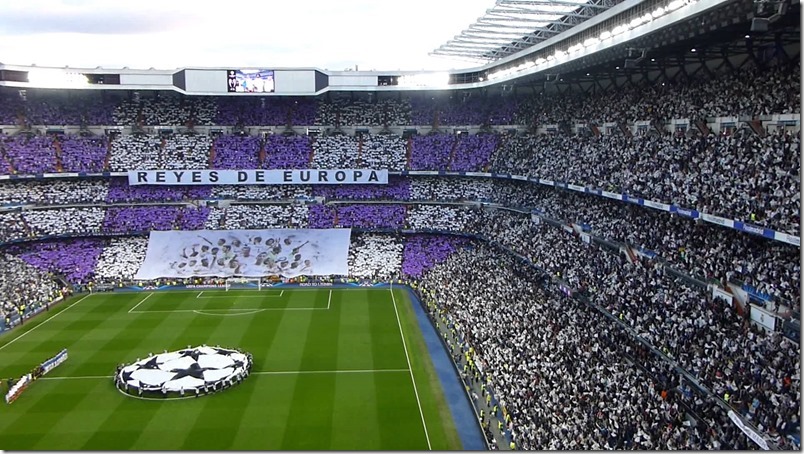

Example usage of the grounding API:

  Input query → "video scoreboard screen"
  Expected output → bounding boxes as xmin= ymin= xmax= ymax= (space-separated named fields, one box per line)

xmin=227 ymin=69 xmax=275 ymax=93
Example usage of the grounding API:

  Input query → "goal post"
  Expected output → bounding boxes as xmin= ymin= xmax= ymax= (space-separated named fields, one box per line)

xmin=224 ymin=278 xmax=262 ymax=291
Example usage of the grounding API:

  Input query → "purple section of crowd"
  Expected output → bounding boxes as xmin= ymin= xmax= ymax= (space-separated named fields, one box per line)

xmin=262 ymin=135 xmax=311 ymax=169
xmin=12 ymin=238 xmax=105 ymax=284
xmin=401 ymin=234 xmax=468 ymax=277
xmin=409 ymin=134 xmax=456 ymax=171
xmin=60 ymin=136 xmax=108 ymax=173
xmin=211 ymin=135 xmax=261 ymax=169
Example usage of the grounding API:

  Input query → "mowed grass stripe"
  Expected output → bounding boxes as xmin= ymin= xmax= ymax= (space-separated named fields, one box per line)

xmin=173 ymin=297 xmax=269 ymax=451
xmin=260 ymin=288 xmax=320 ymax=448
xmin=213 ymin=288 xmax=318 ymax=448
xmin=330 ymin=290 xmax=381 ymax=448
xmin=77 ymin=294 xmax=235 ymax=450
xmin=392 ymin=288 xmax=461 ymax=450
xmin=368 ymin=289 xmax=422 ymax=449
xmin=282 ymin=289 xmax=340 ymax=449
xmin=228 ymin=290 xmax=298 ymax=450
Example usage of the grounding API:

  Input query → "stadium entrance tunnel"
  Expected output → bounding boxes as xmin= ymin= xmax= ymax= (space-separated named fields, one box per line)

xmin=114 ymin=346 xmax=253 ymax=400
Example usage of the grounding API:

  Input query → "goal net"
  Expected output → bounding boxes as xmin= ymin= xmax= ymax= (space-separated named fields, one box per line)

xmin=224 ymin=277 xmax=262 ymax=291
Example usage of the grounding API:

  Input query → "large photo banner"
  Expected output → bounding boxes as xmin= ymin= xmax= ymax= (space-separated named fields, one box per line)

xmin=134 ymin=229 xmax=351 ymax=280
xmin=128 ymin=169 xmax=388 ymax=185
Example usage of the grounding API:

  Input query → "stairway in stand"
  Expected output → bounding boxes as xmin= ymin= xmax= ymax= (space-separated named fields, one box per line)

xmin=53 ymin=137 xmax=64 ymax=172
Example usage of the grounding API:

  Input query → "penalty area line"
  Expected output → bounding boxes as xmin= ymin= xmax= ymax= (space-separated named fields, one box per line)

xmin=128 ymin=292 xmax=154 ymax=313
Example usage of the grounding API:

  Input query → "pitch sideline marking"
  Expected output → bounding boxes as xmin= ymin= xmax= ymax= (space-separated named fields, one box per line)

xmin=128 ymin=293 xmax=154 ymax=313
xmin=0 ymin=293 xmax=94 ymax=353
xmin=389 ymin=286 xmax=432 ymax=450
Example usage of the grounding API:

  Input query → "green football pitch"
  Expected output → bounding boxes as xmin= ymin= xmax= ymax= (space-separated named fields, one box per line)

xmin=0 ymin=287 xmax=462 ymax=450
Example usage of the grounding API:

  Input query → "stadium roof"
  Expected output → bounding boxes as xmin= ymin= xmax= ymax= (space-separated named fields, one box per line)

xmin=431 ymin=0 xmax=623 ymax=62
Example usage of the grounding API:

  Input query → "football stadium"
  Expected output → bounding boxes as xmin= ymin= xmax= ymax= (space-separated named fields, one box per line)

xmin=0 ymin=0 xmax=800 ymax=450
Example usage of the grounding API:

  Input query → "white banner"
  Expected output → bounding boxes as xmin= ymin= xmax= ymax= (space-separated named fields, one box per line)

xmin=134 ymin=229 xmax=351 ymax=280
xmin=127 ymin=169 xmax=388 ymax=185
xmin=5 ymin=374 xmax=32 ymax=404
xmin=749 ymin=304 xmax=777 ymax=332
xmin=727 ymin=411 xmax=769 ymax=450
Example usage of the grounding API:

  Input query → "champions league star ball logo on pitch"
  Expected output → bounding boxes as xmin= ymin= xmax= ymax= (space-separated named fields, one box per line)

xmin=114 ymin=346 xmax=253 ymax=399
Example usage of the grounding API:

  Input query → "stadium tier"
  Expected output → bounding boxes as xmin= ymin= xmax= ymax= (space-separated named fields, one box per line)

xmin=0 ymin=32 xmax=799 ymax=451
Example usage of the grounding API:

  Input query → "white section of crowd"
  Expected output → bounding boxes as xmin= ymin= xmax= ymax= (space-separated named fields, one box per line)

xmin=347 ymin=234 xmax=403 ymax=280
xmin=24 ymin=207 xmax=105 ymax=237
xmin=94 ymin=237 xmax=149 ymax=281
xmin=203 ymin=205 xmax=309 ymax=230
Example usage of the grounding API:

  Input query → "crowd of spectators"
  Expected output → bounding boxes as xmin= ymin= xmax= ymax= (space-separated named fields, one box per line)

xmin=1 ymin=128 xmax=798 ymax=245
xmin=0 ymin=61 xmax=798 ymax=131
xmin=513 ymin=61 xmax=800 ymax=125
xmin=491 ymin=129 xmax=800 ymax=235
xmin=0 ymin=134 xmax=57 ymax=174
xmin=93 ymin=237 xmax=148 ymax=282
xmin=0 ymin=180 xmax=108 ymax=206
xmin=313 ymin=176 xmax=410 ymax=201
xmin=160 ymin=133 xmax=211 ymax=170
xmin=262 ymin=135 xmax=312 ymax=169
xmin=106 ymin=178 xmax=212 ymax=203
xmin=101 ymin=206 xmax=208 ymax=233
xmin=347 ymin=233 xmax=403 ymax=280
xmin=401 ymin=234 xmax=468 ymax=278
xmin=20 ymin=94 xmax=116 ymax=126
xmin=108 ymin=134 xmax=162 ymax=171
xmin=204 ymin=204 xmax=308 ymax=230
xmin=310 ymin=135 xmax=358 ymax=169
xmin=587 ymin=257 xmax=800 ymax=445
xmin=360 ymin=134 xmax=407 ymax=171
xmin=9 ymin=238 xmax=106 ymax=284
xmin=413 ymin=244 xmax=759 ymax=449
xmin=59 ymin=134 xmax=108 ymax=173
xmin=0 ymin=252 xmax=61 ymax=322
xmin=215 ymin=97 xmax=316 ymax=126
xmin=210 ymin=185 xmax=312 ymax=201
xmin=315 ymin=100 xmax=411 ymax=126
xmin=474 ymin=181 xmax=801 ymax=306
xmin=409 ymin=134 xmax=455 ymax=170
xmin=25 ymin=207 xmax=104 ymax=237
xmin=211 ymin=134 xmax=261 ymax=169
